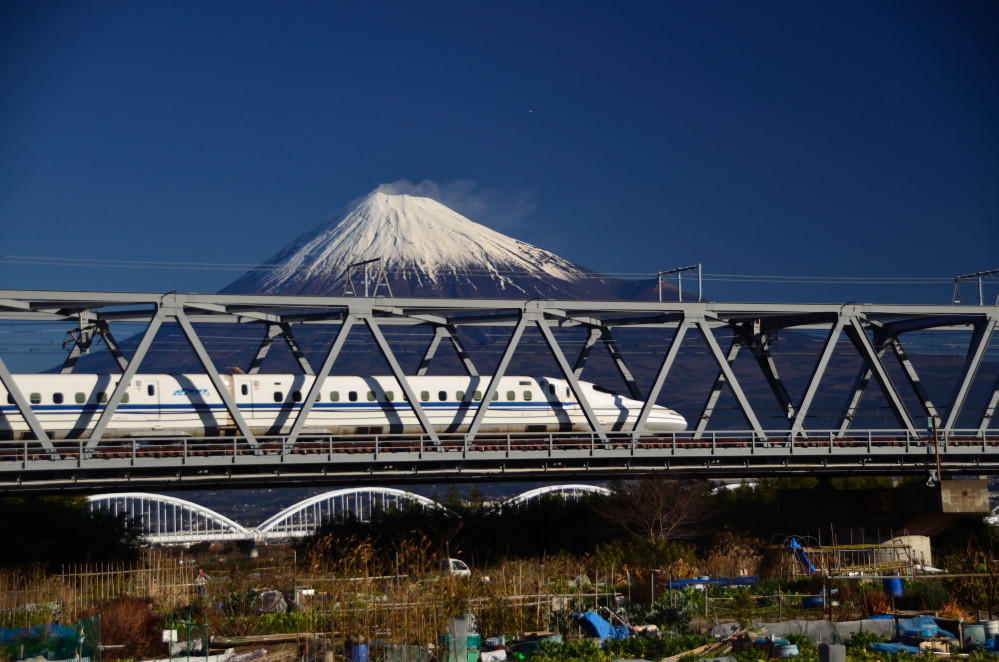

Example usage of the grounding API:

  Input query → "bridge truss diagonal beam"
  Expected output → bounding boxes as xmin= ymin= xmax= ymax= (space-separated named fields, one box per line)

xmin=285 ymin=315 xmax=356 ymax=444
xmin=0 ymin=354 xmax=54 ymax=451
xmin=86 ymin=311 xmax=165 ymax=448
xmin=534 ymin=314 xmax=609 ymax=444
xmin=363 ymin=314 xmax=441 ymax=445
xmin=173 ymin=308 xmax=260 ymax=448
xmin=748 ymin=330 xmax=797 ymax=423
xmin=634 ymin=316 xmax=691 ymax=434
xmin=694 ymin=332 xmax=742 ymax=436
xmin=695 ymin=319 xmax=766 ymax=439
xmin=789 ymin=316 xmax=846 ymax=438
xmin=980 ymin=374 xmax=999 ymax=436
xmin=945 ymin=318 xmax=998 ymax=431
xmin=843 ymin=315 xmax=917 ymax=434
xmin=249 ymin=323 xmax=315 ymax=375
xmin=463 ymin=314 xmax=528 ymax=442
xmin=417 ymin=325 xmax=478 ymax=377
xmin=884 ymin=335 xmax=940 ymax=422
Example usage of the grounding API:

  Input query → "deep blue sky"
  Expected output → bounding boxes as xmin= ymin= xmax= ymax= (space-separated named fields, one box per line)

xmin=2 ymin=1 xmax=997 ymax=304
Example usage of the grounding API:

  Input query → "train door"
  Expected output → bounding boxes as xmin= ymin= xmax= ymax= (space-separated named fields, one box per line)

xmin=141 ymin=380 xmax=161 ymax=420
xmin=234 ymin=377 xmax=255 ymax=424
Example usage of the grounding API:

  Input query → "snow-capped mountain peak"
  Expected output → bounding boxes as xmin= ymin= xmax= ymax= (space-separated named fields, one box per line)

xmin=222 ymin=189 xmax=619 ymax=299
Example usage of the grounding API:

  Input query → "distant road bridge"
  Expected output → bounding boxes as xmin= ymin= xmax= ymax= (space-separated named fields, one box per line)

xmin=1 ymin=289 xmax=996 ymax=493
xmin=87 ymin=484 xmax=608 ymax=544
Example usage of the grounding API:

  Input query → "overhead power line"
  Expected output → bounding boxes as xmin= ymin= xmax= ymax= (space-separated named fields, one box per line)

xmin=0 ymin=253 xmax=962 ymax=285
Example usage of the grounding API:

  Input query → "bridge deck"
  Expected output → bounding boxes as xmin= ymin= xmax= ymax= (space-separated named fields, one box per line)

xmin=3 ymin=429 xmax=996 ymax=493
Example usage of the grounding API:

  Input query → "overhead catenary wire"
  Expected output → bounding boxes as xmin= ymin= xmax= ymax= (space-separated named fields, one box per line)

xmin=0 ymin=254 xmax=961 ymax=285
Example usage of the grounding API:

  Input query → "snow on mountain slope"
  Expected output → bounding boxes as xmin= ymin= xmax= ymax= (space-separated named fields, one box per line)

xmin=222 ymin=190 xmax=631 ymax=299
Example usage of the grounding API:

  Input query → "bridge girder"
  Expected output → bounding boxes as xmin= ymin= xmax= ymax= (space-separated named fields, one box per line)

xmin=0 ymin=291 xmax=996 ymax=493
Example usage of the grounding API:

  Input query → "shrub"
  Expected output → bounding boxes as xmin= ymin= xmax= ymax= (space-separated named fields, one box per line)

xmin=89 ymin=597 xmax=161 ymax=662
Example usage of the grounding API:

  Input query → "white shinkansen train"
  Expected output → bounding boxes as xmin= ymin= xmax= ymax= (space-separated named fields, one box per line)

xmin=0 ymin=374 xmax=686 ymax=440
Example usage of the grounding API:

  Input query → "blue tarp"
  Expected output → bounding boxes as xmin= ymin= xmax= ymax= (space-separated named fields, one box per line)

xmin=570 ymin=612 xmax=629 ymax=640
xmin=867 ymin=642 xmax=923 ymax=655
xmin=0 ymin=624 xmax=78 ymax=644
xmin=0 ymin=621 xmax=94 ymax=662
xmin=896 ymin=616 xmax=957 ymax=641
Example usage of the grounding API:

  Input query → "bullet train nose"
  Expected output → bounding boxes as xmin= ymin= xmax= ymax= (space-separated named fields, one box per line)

xmin=645 ymin=408 xmax=687 ymax=432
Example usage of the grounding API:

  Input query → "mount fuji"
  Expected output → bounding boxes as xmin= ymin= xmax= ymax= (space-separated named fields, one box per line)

xmin=221 ymin=190 xmax=663 ymax=300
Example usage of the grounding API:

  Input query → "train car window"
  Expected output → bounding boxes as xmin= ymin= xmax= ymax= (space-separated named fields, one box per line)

xmin=53 ymin=392 xmax=64 ymax=404
xmin=315 ymin=392 xmax=321 ymax=402
xmin=367 ymin=391 xmax=376 ymax=402
xmin=121 ymin=393 xmax=130 ymax=403
xmin=348 ymin=391 xmax=358 ymax=402
xmin=473 ymin=390 xmax=482 ymax=401
xmin=330 ymin=391 xmax=339 ymax=402
xmin=75 ymin=393 xmax=85 ymax=404
xmin=385 ymin=391 xmax=394 ymax=401
xmin=420 ymin=391 xmax=429 ymax=401
xmin=548 ymin=384 xmax=555 ymax=396
xmin=506 ymin=390 xmax=515 ymax=401
xmin=292 ymin=391 xmax=303 ymax=402
xmin=273 ymin=391 xmax=283 ymax=402
xmin=438 ymin=390 xmax=447 ymax=401
xmin=523 ymin=391 xmax=532 ymax=401
xmin=30 ymin=393 xmax=41 ymax=404
xmin=148 ymin=384 xmax=156 ymax=396
xmin=566 ymin=387 xmax=571 ymax=398
xmin=456 ymin=390 xmax=465 ymax=401
xmin=6 ymin=394 xmax=13 ymax=405
xmin=492 ymin=392 xmax=498 ymax=401
xmin=240 ymin=384 xmax=248 ymax=396
xmin=97 ymin=392 xmax=108 ymax=404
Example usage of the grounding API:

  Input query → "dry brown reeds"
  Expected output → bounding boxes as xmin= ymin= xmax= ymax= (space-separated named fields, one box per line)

xmin=86 ymin=596 xmax=161 ymax=661
xmin=1 ymin=540 xmax=621 ymax=655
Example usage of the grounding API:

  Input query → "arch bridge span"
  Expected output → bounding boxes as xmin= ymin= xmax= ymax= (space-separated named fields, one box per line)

xmin=1 ymin=290 xmax=996 ymax=492
xmin=88 ymin=484 xmax=609 ymax=544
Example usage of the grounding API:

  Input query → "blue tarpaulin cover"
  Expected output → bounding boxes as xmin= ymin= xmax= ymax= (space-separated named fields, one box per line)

xmin=867 ymin=642 xmax=923 ymax=654
xmin=896 ymin=616 xmax=957 ymax=640
xmin=0 ymin=624 xmax=78 ymax=644
xmin=570 ymin=612 xmax=629 ymax=640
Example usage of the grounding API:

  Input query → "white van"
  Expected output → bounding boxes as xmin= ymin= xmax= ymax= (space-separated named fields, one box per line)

xmin=441 ymin=558 xmax=471 ymax=577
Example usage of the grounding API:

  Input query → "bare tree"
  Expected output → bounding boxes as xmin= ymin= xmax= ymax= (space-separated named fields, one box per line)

xmin=600 ymin=477 xmax=711 ymax=544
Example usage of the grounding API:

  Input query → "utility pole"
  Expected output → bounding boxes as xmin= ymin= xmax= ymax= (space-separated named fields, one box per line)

xmin=953 ymin=268 xmax=999 ymax=306
xmin=344 ymin=258 xmax=393 ymax=297
xmin=657 ymin=264 xmax=702 ymax=303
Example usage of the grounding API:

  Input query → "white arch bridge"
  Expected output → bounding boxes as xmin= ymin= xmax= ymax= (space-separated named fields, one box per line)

xmin=87 ymin=484 xmax=611 ymax=545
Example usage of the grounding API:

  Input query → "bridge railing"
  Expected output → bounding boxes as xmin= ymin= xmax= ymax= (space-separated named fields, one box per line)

xmin=0 ymin=428 xmax=995 ymax=464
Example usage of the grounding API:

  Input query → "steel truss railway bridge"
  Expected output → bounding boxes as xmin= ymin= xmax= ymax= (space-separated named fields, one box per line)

xmin=86 ymin=484 xmax=611 ymax=545
xmin=0 ymin=289 xmax=997 ymax=493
